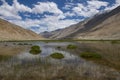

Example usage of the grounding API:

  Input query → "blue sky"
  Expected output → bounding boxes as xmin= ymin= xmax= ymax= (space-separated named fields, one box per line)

xmin=0 ymin=0 xmax=120 ymax=33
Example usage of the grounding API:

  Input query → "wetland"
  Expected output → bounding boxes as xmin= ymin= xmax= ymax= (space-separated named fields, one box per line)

xmin=0 ymin=41 xmax=120 ymax=80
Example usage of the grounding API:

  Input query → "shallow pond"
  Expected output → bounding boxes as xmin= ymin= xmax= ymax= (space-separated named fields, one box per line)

xmin=0 ymin=41 xmax=120 ymax=80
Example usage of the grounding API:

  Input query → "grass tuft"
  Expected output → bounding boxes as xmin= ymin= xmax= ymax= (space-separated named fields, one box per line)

xmin=29 ymin=45 xmax=41 ymax=55
xmin=67 ymin=44 xmax=77 ymax=49
xmin=80 ymin=52 xmax=102 ymax=59
xmin=50 ymin=52 xmax=64 ymax=59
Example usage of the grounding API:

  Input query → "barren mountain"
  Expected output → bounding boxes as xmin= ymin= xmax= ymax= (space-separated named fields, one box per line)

xmin=42 ymin=6 xmax=120 ymax=40
xmin=0 ymin=19 xmax=44 ymax=40
xmin=40 ymin=29 xmax=62 ymax=38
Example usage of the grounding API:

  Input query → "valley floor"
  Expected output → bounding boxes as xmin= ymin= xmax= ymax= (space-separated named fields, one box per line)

xmin=0 ymin=41 xmax=120 ymax=80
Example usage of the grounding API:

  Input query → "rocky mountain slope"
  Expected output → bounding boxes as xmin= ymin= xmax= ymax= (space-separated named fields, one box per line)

xmin=41 ymin=6 xmax=120 ymax=40
xmin=40 ymin=29 xmax=62 ymax=38
xmin=0 ymin=19 xmax=44 ymax=40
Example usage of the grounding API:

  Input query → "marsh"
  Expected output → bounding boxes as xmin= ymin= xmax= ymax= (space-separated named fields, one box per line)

xmin=0 ymin=41 xmax=120 ymax=80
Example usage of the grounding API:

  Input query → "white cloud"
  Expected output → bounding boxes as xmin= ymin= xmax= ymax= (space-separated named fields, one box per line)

xmin=116 ymin=0 xmax=120 ymax=6
xmin=40 ymin=15 xmax=79 ymax=30
xmin=9 ymin=19 xmax=41 ymax=29
xmin=62 ymin=1 xmax=109 ymax=18
xmin=105 ymin=0 xmax=120 ymax=10
xmin=13 ymin=0 xmax=32 ymax=12
xmin=0 ymin=0 xmax=21 ymax=19
xmin=0 ymin=0 xmax=32 ymax=19
xmin=63 ymin=3 xmax=75 ymax=10
xmin=64 ymin=12 xmax=75 ymax=17
xmin=87 ymin=0 xmax=109 ymax=9
xmin=32 ymin=2 xmax=63 ymax=15
xmin=71 ymin=1 xmax=109 ymax=17
xmin=9 ymin=15 xmax=79 ymax=33
xmin=0 ymin=0 xmax=63 ymax=19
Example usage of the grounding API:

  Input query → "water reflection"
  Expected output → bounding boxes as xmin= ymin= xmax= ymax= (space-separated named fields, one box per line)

xmin=14 ymin=43 xmax=80 ymax=65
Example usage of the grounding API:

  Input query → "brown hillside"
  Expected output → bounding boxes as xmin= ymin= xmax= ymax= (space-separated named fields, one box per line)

xmin=0 ymin=19 xmax=44 ymax=40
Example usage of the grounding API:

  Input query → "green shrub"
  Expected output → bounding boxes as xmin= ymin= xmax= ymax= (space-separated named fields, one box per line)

xmin=80 ymin=52 xmax=102 ymax=59
xmin=50 ymin=52 xmax=64 ymax=59
xmin=67 ymin=44 xmax=77 ymax=49
xmin=29 ymin=45 xmax=41 ymax=55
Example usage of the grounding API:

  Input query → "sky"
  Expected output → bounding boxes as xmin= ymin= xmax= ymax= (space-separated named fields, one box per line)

xmin=0 ymin=0 xmax=120 ymax=33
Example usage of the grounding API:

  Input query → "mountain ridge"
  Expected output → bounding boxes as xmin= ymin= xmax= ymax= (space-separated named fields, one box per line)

xmin=0 ymin=18 xmax=44 ymax=40
xmin=41 ymin=6 xmax=120 ymax=40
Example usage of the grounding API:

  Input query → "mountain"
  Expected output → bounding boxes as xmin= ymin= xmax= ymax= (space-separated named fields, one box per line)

xmin=42 ymin=6 xmax=120 ymax=40
xmin=40 ymin=29 xmax=62 ymax=38
xmin=0 ymin=18 xmax=44 ymax=40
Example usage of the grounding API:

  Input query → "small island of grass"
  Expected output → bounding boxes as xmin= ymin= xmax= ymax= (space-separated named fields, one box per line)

xmin=80 ymin=52 xmax=102 ymax=59
xmin=50 ymin=52 xmax=64 ymax=59
xmin=29 ymin=45 xmax=41 ymax=55
xmin=67 ymin=44 xmax=77 ymax=49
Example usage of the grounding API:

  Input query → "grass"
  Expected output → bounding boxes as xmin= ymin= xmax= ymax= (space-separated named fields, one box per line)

xmin=38 ymin=39 xmax=120 ymax=42
xmin=67 ymin=44 xmax=77 ymax=49
xmin=0 ymin=40 xmax=120 ymax=43
xmin=111 ymin=40 xmax=120 ymax=44
xmin=17 ymin=43 xmax=31 ymax=45
xmin=29 ymin=45 xmax=41 ymax=55
xmin=0 ymin=55 xmax=11 ymax=61
xmin=80 ymin=52 xmax=102 ymax=59
xmin=50 ymin=52 xmax=64 ymax=59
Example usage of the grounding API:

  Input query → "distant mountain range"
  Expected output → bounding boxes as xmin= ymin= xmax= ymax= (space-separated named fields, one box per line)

xmin=41 ymin=6 xmax=120 ymax=40
xmin=0 ymin=19 xmax=44 ymax=41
